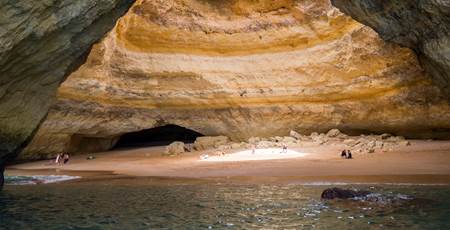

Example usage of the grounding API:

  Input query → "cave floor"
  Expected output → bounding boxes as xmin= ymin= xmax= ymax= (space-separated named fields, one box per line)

xmin=6 ymin=140 xmax=450 ymax=185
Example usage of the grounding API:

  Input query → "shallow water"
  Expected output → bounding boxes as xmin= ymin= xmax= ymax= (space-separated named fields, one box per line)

xmin=1 ymin=178 xmax=449 ymax=229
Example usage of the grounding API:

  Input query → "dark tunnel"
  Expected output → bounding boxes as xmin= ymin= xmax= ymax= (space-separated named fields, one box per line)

xmin=113 ymin=125 xmax=204 ymax=149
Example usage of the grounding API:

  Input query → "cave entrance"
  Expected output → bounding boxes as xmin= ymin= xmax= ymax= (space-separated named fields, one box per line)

xmin=113 ymin=125 xmax=204 ymax=149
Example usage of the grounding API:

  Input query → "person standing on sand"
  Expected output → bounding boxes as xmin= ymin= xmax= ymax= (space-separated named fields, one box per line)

xmin=341 ymin=150 xmax=347 ymax=158
xmin=281 ymin=144 xmax=288 ymax=153
xmin=252 ymin=145 xmax=256 ymax=154
xmin=347 ymin=150 xmax=353 ymax=159
xmin=55 ymin=153 xmax=62 ymax=165
xmin=63 ymin=153 xmax=70 ymax=164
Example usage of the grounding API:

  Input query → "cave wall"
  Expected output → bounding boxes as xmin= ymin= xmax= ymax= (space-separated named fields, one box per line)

xmin=21 ymin=0 xmax=450 ymax=159
xmin=0 ymin=0 xmax=135 ymax=164
xmin=331 ymin=0 xmax=450 ymax=100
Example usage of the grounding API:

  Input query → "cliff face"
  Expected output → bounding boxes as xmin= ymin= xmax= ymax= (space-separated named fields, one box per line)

xmin=0 ymin=0 xmax=135 ymax=164
xmin=22 ymin=0 xmax=450 ymax=159
xmin=331 ymin=0 xmax=450 ymax=99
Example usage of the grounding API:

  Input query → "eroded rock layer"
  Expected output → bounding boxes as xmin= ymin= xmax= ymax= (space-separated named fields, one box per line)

xmin=23 ymin=0 xmax=450 ymax=159
xmin=332 ymin=0 xmax=450 ymax=99
xmin=0 ymin=0 xmax=135 ymax=163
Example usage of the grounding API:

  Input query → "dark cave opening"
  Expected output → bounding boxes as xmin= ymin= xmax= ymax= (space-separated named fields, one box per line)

xmin=113 ymin=125 xmax=204 ymax=149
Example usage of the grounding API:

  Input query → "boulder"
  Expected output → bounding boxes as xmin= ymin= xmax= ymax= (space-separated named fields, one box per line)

xmin=289 ymin=130 xmax=302 ymax=140
xmin=380 ymin=133 xmax=392 ymax=140
xmin=387 ymin=136 xmax=405 ymax=142
xmin=282 ymin=136 xmax=297 ymax=143
xmin=343 ymin=139 xmax=359 ymax=147
xmin=400 ymin=140 xmax=411 ymax=146
xmin=321 ymin=187 xmax=371 ymax=200
xmin=375 ymin=141 xmax=384 ymax=149
xmin=367 ymin=141 xmax=376 ymax=149
xmin=269 ymin=136 xmax=284 ymax=142
xmin=312 ymin=134 xmax=328 ymax=145
xmin=218 ymin=144 xmax=232 ymax=151
xmin=184 ymin=143 xmax=194 ymax=152
xmin=257 ymin=141 xmax=276 ymax=148
xmin=326 ymin=129 xmax=343 ymax=137
xmin=194 ymin=136 xmax=230 ymax=151
xmin=248 ymin=137 xmax=261 ymax=144
xmin=165 ymin=141 xmax=185 ymax=155
xmin=230 ymin=142 xmax=245 ymax=149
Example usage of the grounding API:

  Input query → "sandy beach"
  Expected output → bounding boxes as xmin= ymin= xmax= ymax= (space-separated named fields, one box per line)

xmin=6 ymin=140 xmax=450 ymax=185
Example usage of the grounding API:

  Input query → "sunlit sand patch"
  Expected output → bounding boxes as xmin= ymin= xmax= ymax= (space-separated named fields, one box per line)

xmin=200 ymin=148 xmax=308 ymax=162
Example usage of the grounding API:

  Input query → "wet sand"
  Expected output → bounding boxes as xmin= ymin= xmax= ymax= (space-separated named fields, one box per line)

xmin=6 ymin=140 xmax=450 ymax=184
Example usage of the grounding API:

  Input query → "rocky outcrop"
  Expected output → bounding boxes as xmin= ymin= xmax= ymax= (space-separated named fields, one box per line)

xmin=164 ymin=141 xmax=185 ymax=156
xmin=0 ymin=0 xmax=135 ymax=165
xmin=194 ymin=136 xmax=230 ymax=151
xmin=21 ymin=0 xmax=450 ymax=159
xmin=331 ymin=0 xmax=450 ymax=99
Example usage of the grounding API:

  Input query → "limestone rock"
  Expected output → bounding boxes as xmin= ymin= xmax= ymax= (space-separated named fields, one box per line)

xmin=164 ymin=142 xmax=185 ymax=156
xmin=332 ymin=0 xmax=450 ymax=99
xmin=282 ymin=136 xmax=297 ymax=144
xmin=326 ymin=129 xmax=345 ymax=138
xmin=218 ymin=145 xmax=232 ymax=151
xmin=230 ymin=143 xmax=245 ymax=149
xmin=400 ymin=141 xmax=411 ymax=146
xmin=256 ymin=141 xmax=276 ymax=149
xmin=289 ymin=130 xmax=302 ymax=140
xmin=343 ymin=139 xmax=359 ymax=147
xmin=194 ymin=136 xmax=230 ymax=151
xmin=0 ymin=0 xmax=135 ymax=163
xmin=248 ymin=137 xmax=262 ymax=145
xmin=21 ymin=0 xmax=450 ymax=159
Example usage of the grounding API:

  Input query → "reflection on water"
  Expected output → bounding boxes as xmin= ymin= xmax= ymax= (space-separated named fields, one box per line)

xmin=1 ymin=178 xmax=449 ymax=229
xmin=5 ymin=175 xmax=81 ymax=185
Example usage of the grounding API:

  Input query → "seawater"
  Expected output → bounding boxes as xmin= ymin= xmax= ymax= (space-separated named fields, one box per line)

xmin=0 ymin=177 xmax=449 ymax=229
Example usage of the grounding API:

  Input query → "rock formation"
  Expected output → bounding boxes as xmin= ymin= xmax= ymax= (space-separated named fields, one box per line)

xmin=331 ymin=0 xmax=450 ymax=99
xmin=165 ymin=141 xmax=186 ymax=156
xmin=21 ymin=0 xmax=450 ymax=159
xmin=321 ymin=187 xmax=371 ymax=199
xmin=0 ymin=0 xmax=135 ymax=167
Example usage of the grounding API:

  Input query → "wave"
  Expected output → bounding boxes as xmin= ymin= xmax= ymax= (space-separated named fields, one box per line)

xmin=5 ymin=175 xmax=81 ymax=185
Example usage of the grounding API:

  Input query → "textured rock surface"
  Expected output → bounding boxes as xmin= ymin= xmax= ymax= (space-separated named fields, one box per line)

xmin=321 ymin=187 xmax=371 ymax=199
xmin=165 ymin=141 xmax=185 ymax=156
xmin=194 ymin=136 xmax=231 ymax=151
xmin=0 ymin=0 xmax=135 ymax=164
xmin=22 ymin=0 xmax=450 ymax=159
xmin=332 ymin=0 xmax=450 ymax=99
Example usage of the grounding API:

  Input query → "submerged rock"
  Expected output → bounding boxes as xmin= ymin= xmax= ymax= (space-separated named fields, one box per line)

xmin=321 ymin=187 xmax=418 ymax=208
xmin=321 ymin=187 xmax=371 ymax=200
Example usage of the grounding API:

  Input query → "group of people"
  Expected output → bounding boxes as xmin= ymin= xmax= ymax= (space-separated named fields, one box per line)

xmin=341 ymin=149 xmax=352 ymax=159
xmin=55 ymin=153 xmax=70 ymax=165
